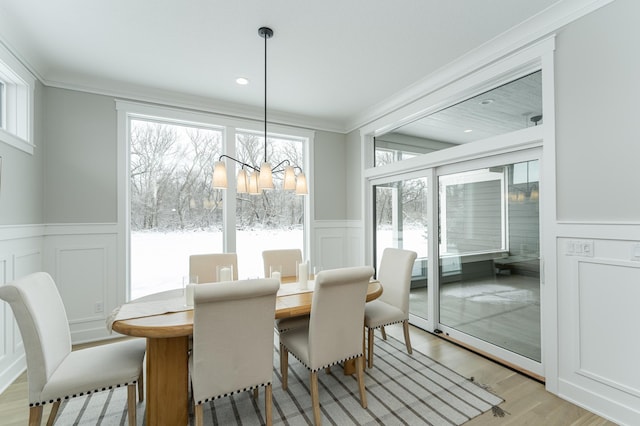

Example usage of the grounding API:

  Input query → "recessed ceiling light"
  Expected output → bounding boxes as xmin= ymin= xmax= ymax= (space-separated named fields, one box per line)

xmin=480 ymin=99 xmax=494 ymax=105
xmin=236 ymin=77 xmax=249 ymax=85
xmin=464 ymin=129 xmax=473 ymax=133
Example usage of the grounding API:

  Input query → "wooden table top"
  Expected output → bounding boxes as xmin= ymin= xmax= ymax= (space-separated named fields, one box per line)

xmin=111 ymin=280 xmax=382 ymax=339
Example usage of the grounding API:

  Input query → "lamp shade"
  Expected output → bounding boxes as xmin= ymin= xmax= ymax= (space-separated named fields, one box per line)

xmin=248 ymin=171 xmax=260 ymax=194
xmin=259 ymin=162 xmax=274 ymax=190
xmin=212 ymin=161 xmax=228 ymax=189
xmin=295 ymin=172 xmax=308 ymax=195
xmin=236 ymin=168 xmax=248 ymax=193
xmin=283 ymin=165 xmax=296 ymax=190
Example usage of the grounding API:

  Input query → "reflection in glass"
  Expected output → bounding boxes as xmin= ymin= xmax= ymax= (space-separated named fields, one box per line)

xmin=374 ymin=177 xmax=428 ymax=320
xmin=374 ymin=71 xmax=542 ymax=166
xmin=438 ymin=161 xmax=541 ymax=361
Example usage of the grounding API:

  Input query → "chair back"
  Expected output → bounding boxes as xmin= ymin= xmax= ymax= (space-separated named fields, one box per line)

xmin=0 ymin=272 xmax=72 ymax=403
xmin=189 ymin=253 xmax=238 ymax=283
xmin=262 ymin=249 xmax=302 ymax=278
xmin=378 ymin=248 xmax=417 ymax=315
xmin=308 ymin=266 xmax=374 ymax=370
xmin=191 ymin=278 xmax=279 ymax=402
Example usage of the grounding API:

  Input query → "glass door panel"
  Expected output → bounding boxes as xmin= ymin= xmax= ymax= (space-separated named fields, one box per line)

xmin=438 ymin=161 xmax=541 ymax=362
xmin=374 ymin=177 xmax=429 ymax=320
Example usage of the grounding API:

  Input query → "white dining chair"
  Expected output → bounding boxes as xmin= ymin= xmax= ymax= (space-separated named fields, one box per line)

xmin=364 ymin=247 xmax=417 ymax=368
xmin=279 ymin=266 xmax=374 ymax=425
xmin=189 ymin=252 xmax=238 ymax=283
xmin=190 ymin=278 xmax=280 ymax=426
xmin=261 ymin=248 xmax=302 ymax=278
xmin=0 ymin=272 xmax=146 ymax=426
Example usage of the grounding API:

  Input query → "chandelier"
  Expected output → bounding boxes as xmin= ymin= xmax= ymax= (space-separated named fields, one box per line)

xmin=211 ymin=26 xmax=308 ymax=195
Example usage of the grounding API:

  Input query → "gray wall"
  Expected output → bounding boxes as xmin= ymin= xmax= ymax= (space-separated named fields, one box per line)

xmin=312 ymin=130 xmax=347 ymax=220
xmin=0 ymin=81 xmax=44 ymax=225
xmin=345 ymin=129 xmax=361 ymax=220
xmin=43 ymin=87 xmax=117 ymax=223
xmin=555 ymin=0 xmax=640 ymax=221
xmin=40 ymin=87 xmax=348 ymax=224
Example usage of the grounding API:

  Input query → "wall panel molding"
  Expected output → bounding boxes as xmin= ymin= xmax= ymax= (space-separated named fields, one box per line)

xmin=558 ymin=228 xmax=640 ymax=425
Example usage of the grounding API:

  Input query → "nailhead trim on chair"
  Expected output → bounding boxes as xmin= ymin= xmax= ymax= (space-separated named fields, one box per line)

xmin=366 ymin=318 xmax=406 ymax=330
xmin=282 ymin=346 xmax=362 ymax=373
xmin=29 ymin=380 xmax=138 ymax=407
xmin=195 ymin=381 xmax=271 ymax=405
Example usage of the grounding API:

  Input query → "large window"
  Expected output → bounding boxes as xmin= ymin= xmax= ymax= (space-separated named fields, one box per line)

xmin=121 ymin=104 xmax=311 ymax=298
xmin=0 ymin=43 xmax=35 ymax=154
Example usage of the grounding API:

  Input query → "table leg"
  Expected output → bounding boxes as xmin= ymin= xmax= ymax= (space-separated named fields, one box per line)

xmin=146 ymin=336 xmax=190 ymax=425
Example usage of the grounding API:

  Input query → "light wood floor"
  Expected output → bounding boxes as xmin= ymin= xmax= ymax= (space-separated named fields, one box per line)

xmin=0 ymin=328 xmax=617 ymax=426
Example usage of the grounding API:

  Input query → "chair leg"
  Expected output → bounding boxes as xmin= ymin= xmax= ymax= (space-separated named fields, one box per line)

xmin=362 ymin=326 xmax=367 ymax=367
xmin=380 ymin=325 xmax=387 ymax=340
xmin=195 ymin=403 xmax=204 ymax=426
xmin=29 ymin=405 xmax=43 ymax=426
xmin=356 ymin=355 xmax=367 ymax=408
xmin=138 ymin=371 xmax=144 ymax=402
xmin=367 ymin=327 xmax=375 ymax=369
xmin=280 ymin=344 xmax=289 ymax=390
xmin=265 ymin=383 xmax=273 ymax=426
xmin=127 ymin=383 xmax=137 ymax=426
xmin=45 ymin=401 xmax=60 ymax=426
xmin=253 ymin=388 xmax=259 ymax=399
xmin=310 ymin=371 xmax=321 ymax=426
xmin=402 ymin=320 xmax=413 ymax=354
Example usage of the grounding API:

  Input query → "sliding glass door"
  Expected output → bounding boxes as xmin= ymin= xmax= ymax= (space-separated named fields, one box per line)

xmin=437 ymin=160 xmax=541 ymax=364
xmin=370 ymin=152 xmax=542 ymax=375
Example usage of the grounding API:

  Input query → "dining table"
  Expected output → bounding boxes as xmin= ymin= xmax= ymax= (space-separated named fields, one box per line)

xmin=110 ymin=277 xmax=383 ymax=426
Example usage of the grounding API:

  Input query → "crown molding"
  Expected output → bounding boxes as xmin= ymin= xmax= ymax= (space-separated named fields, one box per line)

xmin=344 ymin=0 xmax=616 ymax=133
xmin=41 ymin=76 xmax=346 ymax=134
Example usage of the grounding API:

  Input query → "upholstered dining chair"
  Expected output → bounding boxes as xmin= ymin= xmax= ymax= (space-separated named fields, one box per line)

xmin=190 ymin=278 xmax=280 ymax=426
xmin=0 ymin=272 xmax=146 ymax=426
xmin=364 ymin=247 xmax=417 ymax=368
xmin=189 ymin=252 xmax=238 ymax=283
xmin=279 ymin=266 xmax=374 ymax=425
xmin=261 ymin=248 xmax=302 ymax=278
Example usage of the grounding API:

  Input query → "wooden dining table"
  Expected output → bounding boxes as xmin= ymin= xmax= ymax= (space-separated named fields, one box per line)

xmin=111 ymin=278 xmax=383 ymax=426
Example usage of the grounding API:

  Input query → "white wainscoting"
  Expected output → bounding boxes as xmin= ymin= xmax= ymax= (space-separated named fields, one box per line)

xmin=43 ymin=223 xmax=119 ymax=344
xmin=313 ymin=220 xmax=364 ymax=269
xmin=0 ymin=224 xmax=44 ymax=394
xmin=557 ymin=223 xmax=640 ymax=426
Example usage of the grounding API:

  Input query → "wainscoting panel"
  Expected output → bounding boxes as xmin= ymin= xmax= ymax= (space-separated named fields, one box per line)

xmin=0 ymin=225 xmax=44 ymax=394
xmin=557 ymin=230 xmax=640 ymax=426
xmin=43 ymin=224 xmax=119 ymax=344
xmin=313 ymin=221 xmax=363 ymax=269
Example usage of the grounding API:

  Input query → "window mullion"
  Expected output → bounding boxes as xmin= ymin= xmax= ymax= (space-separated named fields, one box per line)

xmin=223 ymin=126 xmax=237 ymax=253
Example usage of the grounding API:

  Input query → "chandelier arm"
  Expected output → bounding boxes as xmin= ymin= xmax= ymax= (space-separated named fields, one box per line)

xmin=218 ymin=154 xmax=260 ymax=172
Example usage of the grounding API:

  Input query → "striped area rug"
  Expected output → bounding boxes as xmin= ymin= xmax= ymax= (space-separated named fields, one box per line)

xmin=55 ymin=335 xmax=502 ymax=425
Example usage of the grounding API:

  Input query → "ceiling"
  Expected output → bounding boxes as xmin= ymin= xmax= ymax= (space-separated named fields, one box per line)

xmin=391 ymin=71 xmax=543 ymax=145
xmin=0 ymin=0 xmax=564 ymax=131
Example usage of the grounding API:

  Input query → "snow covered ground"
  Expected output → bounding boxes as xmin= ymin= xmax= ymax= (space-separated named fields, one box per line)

xmin=130 ymin=227 xmax=427 ymax=299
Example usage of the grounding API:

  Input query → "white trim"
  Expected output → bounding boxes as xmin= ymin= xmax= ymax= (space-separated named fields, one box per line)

xmin=348 ymin=1 xmax=612 ymax=132
xmin=0 ymin=39 xmax=35 ymax=154
xmin=312 ymin=220 xmax=362 ymax=229
xmin=540 ymin=45 xmax=559 ymax=393
xmin=0 ymin=224 xmax=44 ymax=241
xmin=52 ymin=81 xmax=344 ymax=133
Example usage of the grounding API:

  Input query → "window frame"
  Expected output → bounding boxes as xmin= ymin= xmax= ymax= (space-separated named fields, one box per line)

xmin=0 ymin=42 xmax=35 ymax=154
xmin=116 ymin=100 xmax=313 ymax=300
